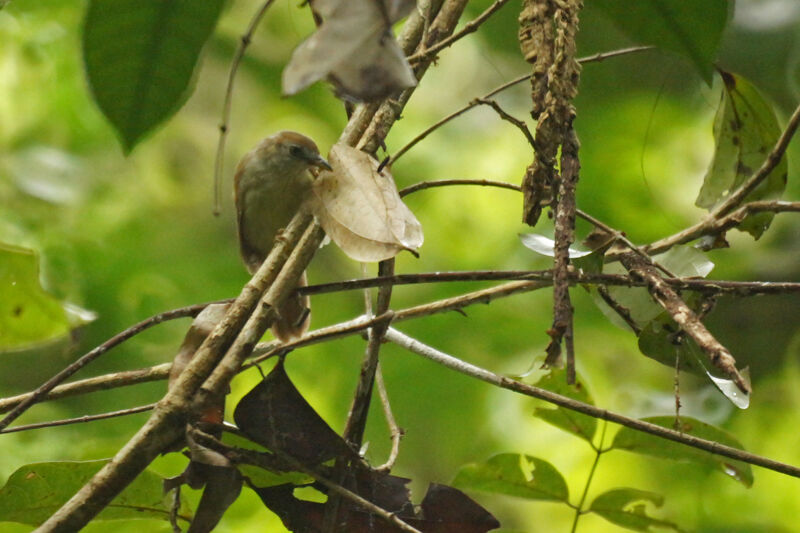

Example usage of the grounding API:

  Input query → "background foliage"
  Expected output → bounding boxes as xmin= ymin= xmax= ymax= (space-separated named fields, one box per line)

xmin=1 ymin=0 xmax=799 ymax=531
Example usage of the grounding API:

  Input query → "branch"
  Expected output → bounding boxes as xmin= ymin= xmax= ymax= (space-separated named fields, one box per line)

xmin=213 ymin=0 xmax=278 ymax=215
xmin=383 ymin=328 xmax=800 ymax=479
xmin=37 ymin=213 xmax=312 ymax=532
xmin=0 ymin=363 xmax=170 ymax=414
xmin=0 ymin=404 xmax=155 ymax=434
xmin=618 ymin=253 xmax=750 ymax=394
xmin=647 ymin=200 xmax=800 ymax=255
xmin=407 ymin=0 xmax=513 ymax=64
xmin=0 ymin=304 xmax=206 ymax=431
xmin=389 ymin=46 xmax=653 ymax=166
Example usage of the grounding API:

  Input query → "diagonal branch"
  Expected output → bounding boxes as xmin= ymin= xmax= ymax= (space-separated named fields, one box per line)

xmin=383 ymin=327 xmax=800 ymax=479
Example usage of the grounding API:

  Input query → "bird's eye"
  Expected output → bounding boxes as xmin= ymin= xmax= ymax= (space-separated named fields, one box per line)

xmin=289 ymin=145 xmax=304 ymax=158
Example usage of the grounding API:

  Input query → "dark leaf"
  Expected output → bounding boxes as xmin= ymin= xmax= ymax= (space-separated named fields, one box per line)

xmin=82 ymin=0 xmax=225 ymax=151
xmin=253 ymin=480 xmax=500 ymax=533
xmin=611 ymin=416 xmax=753 ymax=486
xmin=696 ymin=70 xmax=788 ymax=238
xmin=186 ymin=466 xmax=242 ymax=533
xmin=233 ymin=359 xmax=354 ymax=464
xmin=594 ymin=0 xmax=729 ymax=83
xmin=589 ymin=488 xmax=682 ymax=532
xmin=452 ymin=453 xmax=569 ymax=502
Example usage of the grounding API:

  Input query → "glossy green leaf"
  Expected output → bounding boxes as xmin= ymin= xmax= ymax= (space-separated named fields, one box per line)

xmin=82 ymin=0 xmax=225 ymax=152
xmin=589 ymin=488 xmax=681 ymax=532
xmin=696 ymin=70 xmax=788 ymax=238
xmin=0 ymin=244 xmax=69 ymax=351
xmin=594 ymin=0 xmax=728 ymax=83
xmin=611 ymin=416 xmax=753 ymax=486
xmin=452 ymin=453 xmax=569 ymax=502
xmin=533 ymin=369 xmax=597 ymax=443
xmin=0 ymin=460 xmax=188 ymax=525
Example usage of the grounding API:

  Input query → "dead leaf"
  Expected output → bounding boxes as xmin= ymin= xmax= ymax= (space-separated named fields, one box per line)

xmin=310 ymin=143 xmax=423 ymax=262
xmin=283 ymin=0 xmax=417 ymax=101
xmin=233 ymin=359 xmax=355 ymax=465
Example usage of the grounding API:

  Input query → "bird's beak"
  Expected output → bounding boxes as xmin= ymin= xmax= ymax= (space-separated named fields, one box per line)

xmin=312 ymin=155 xmax=333 ymax=172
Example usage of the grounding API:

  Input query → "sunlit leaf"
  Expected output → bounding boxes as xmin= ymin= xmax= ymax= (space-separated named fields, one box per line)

xmin=0 ymin=244 xmax=70 ymax=352
xmin=533 ymin=369 xmax=597 ymax=443
xmin=589 ymin=488 xmax=681 ymax=532
xmin=611 ymin=416 xmax=753 ymax=486
xmin=594 ymin=0 xmax=729 ymax=83
xmin=0 ymin=461 xmax=186 ymax=525
xmin=696 ymin=70 xmax=788 ymax=238
xmin=452 ymin=453 xmax=569 ymax=502
xmin=82 ymin=0 xmax=225 ymax=152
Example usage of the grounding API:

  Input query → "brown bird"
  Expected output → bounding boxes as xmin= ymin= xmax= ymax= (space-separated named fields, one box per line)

xmin=234 ymin=131 xmax=331 ymax=341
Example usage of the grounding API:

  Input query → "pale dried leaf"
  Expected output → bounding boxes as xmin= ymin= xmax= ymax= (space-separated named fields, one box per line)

xmin=283 ymin=0 xmax=416 ymax=101
xmin=311 ymin=143 xmax=423 ymax=262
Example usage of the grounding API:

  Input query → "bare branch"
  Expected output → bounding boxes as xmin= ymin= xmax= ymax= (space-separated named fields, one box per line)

xmin=383 ymin=328 xmax=800 ymax=479
xmin=0 ymin=404 xmax=155 ymax=434
xmin=213 ymin=0 xmax=278 ymax=215
xmin=407 ymin=0 xmax=514 ymax=64
xmin=0 ymin=304 xmax=206 ymax=431
xmin=389 ymin=46 xmax=653 ymax=166
xmin=619 ymin=253 xmax=750 ymax=394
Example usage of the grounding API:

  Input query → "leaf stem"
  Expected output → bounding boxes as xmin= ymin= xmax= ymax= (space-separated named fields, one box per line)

xmin=571 ymin=421 xmax=607 ymax=533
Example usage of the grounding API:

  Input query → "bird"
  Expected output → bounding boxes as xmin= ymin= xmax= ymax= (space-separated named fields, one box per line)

xmin=233 ymin=131 xmax=332 ymax=341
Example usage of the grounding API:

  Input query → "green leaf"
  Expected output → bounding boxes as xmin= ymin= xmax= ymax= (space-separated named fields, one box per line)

xmin=452 ymin=453 xmax=569 ymax=502
xmin=82 ymin=0 xmax=225 ymax=152
xmin=589 ymin=488 xmax=681 ymax=532
xmin=237 ymin=465 xmax=313 ymax=488
xmin=611 ymin=416 xmax=753 ymax=486
xmin=533 ymin=368 xmax=597 ymax=444
xmin=0 ymin=244 xmax=70 ymax=352
xmin=696 ymin=70 xmax=788 ymax=238
xmin=594 ymin=0 xmax=729 ymax=83
xmin=0 ymin=460 xmax=189 ymax=525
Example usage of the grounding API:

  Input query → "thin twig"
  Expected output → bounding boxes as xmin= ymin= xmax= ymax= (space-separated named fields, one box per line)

xmin=213 ymin=0 xmax=277 ymax=215
xmin=0 ymin=363 xmax=171 ymax=414
xmin=474 ymin=98 xmax=536 ymax=148
xmin=383 ymin=327 xmax=800 ymax=479
xmin=0 ymin=304 xmax=206 ymax=431
xmin=374 ymin=362 xmax=403 ymax=472
xmin=389 ymin=46 xmax=654 ymax=166
xmin=0 ymin=404 xmax=155 ymax=434
xmin=407 ymin=0 xmax=513 ymax=64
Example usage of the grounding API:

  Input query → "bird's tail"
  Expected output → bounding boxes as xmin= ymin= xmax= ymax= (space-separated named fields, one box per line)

xmin=271 ymin=271 xmax=310 ymax=342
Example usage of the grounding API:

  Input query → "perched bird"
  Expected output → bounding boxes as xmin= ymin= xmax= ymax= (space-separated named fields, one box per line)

xmin=234 ymin=131 xmax=332 ymax=341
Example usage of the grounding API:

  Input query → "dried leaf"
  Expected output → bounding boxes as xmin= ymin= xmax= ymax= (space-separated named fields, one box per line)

xmin=233 ymin=359 xmax=354 ymax=464
xmin=283 ymin=0 xmax=416 ymax=101
xmin=311 ymin=143 xmax=423 ymax=262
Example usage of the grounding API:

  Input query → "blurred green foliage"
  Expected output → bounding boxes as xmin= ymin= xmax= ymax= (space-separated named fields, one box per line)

xmin=0 ymin=0 xmax=799 ymax=532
